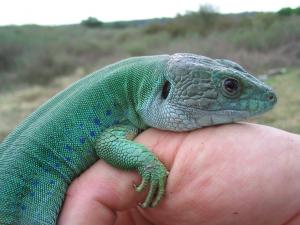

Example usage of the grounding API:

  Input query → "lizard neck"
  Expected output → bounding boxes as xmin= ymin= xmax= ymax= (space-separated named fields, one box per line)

xmin=83 ymin=55 xmax=170 ymax=129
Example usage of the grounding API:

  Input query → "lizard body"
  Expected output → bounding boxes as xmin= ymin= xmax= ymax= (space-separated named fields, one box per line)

xmin=0 ymin=53 xmax=276 ymax=224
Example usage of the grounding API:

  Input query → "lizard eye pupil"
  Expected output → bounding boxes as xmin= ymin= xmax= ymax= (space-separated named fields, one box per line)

xmin=162 ymin=81 xmax=171 ymax=99
xmin=223 ymin=78 xmax=240 ymax=96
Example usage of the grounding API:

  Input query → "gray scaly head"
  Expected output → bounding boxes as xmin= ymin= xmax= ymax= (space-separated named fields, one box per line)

xmin=140 ymin=53 xmax=277 ymax=131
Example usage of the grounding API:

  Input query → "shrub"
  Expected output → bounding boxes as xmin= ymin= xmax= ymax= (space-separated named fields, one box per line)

xmin=81 ymin=17 xmax=103 ymax=28
xmin=144 ymin=23 xmax=164 ymax=35
xmin=294 ymin=7 xmax=300 ymax=15
xmin=227 ymin=15 xmax=300 ymax=51
xmin=0 ymin=43 xmax=22 ymax=71
xmin=278 ymin=7 xmax=294 ymax=16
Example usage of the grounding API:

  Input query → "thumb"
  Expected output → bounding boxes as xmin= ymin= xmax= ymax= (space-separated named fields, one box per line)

xmin=57 ymin=160 xmax=143 ymax=225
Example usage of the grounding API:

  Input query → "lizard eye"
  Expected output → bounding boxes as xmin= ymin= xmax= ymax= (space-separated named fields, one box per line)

xmin=162 ymin=81 xmax=171 ymax=99
xmin=222 ymin=78 xmax=241 ymax=97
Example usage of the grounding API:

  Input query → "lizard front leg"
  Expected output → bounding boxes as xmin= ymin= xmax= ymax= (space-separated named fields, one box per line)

xmin=95 ymin=125 xmax=168 ymax=208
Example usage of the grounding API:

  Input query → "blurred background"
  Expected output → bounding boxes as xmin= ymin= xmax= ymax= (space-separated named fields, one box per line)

xmin=0 ymin=0 xmax=300 ymax=140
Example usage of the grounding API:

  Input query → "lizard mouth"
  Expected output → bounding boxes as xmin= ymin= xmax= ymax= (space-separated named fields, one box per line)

xmin=207 ymin=110 xmax=250 ymax=124
xmin=172 ymin=96 xmax=275 ymax=115
xmin=171 ymin=102 xmax=251 ymax=115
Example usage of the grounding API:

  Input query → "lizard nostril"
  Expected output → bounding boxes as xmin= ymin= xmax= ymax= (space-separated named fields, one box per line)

xmin=269 ymin=94 xmax=274 ymax=100
xmin=267 ymin=92 xmax=277 ymax=103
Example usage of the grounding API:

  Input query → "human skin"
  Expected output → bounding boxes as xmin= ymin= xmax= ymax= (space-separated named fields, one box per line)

xmin=58 ymin=123 xmax=300 ymax=225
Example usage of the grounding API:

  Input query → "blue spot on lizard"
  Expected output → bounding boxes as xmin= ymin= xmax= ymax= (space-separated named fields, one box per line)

xmin=93 ymin=118 xmax=101 ymax=126
xmin=106 ymin=110 xmax=112 ymax=116
xmin=79 ymin=137 xmax=86 ymax=144
xmin=89 ymin=131 xmax=96 ymax=137
xmin=64 ymin=145 xmax=73 ymax=152
xmin=49 ymin=180 xmax=56 ymax=185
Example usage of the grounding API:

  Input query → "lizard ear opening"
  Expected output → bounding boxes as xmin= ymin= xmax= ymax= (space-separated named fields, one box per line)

xmin=161 ymin=80 xmax=171 ymax=99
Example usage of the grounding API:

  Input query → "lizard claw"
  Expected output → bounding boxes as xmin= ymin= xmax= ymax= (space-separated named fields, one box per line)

xmin=136 ymin=161 xmax=168 ymax=208
xmin=134 ymin=177 xmax=148 ymax=192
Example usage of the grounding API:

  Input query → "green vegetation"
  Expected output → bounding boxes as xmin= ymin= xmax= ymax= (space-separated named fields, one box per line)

xmin=81 ymin=17 xmax=103 ymax=28
xmin=254 ymin=69 xmax=300 ymax=134
xmin=277 ymin=7 xmax=300 ymax=16
xmin=0 ymin=6 xmax=300 ymax=139
xmin=0 ymin=25 xmax=119 ymax=91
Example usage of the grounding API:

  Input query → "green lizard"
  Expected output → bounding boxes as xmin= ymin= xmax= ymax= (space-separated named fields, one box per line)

xmin=0 ymin=53 xmax=277 ymax=225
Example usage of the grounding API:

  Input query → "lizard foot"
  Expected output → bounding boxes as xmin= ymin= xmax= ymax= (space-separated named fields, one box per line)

xmin=135 ymin=161 xmax=168 ymax=208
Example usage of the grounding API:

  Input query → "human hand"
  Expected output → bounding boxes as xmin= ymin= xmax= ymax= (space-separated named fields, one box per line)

xmin=58 ymin=123 xmax=300 ymax=225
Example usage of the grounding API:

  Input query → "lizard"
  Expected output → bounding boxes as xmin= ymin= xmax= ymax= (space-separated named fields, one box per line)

xmin=0 ymin=53 xmax=277 ymax=225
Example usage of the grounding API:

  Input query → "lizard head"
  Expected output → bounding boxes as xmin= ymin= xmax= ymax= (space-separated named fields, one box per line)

xmin=139 ymin=53 xmax=277 ymax=131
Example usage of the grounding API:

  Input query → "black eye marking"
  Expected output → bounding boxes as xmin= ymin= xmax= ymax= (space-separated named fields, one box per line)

xmin=223 ymin=78 xmax=240 ymax=96
xmin=162 ymin=81 xmax=171 ymax=99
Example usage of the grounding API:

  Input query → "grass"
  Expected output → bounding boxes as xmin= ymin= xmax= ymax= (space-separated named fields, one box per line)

xmin=0 ymin=25 xmax=126 ymax=91
xmin=0 ymin=68 xmax=84 ymax=140
xmin=253 ymin=69 xmax=300 ymax=134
